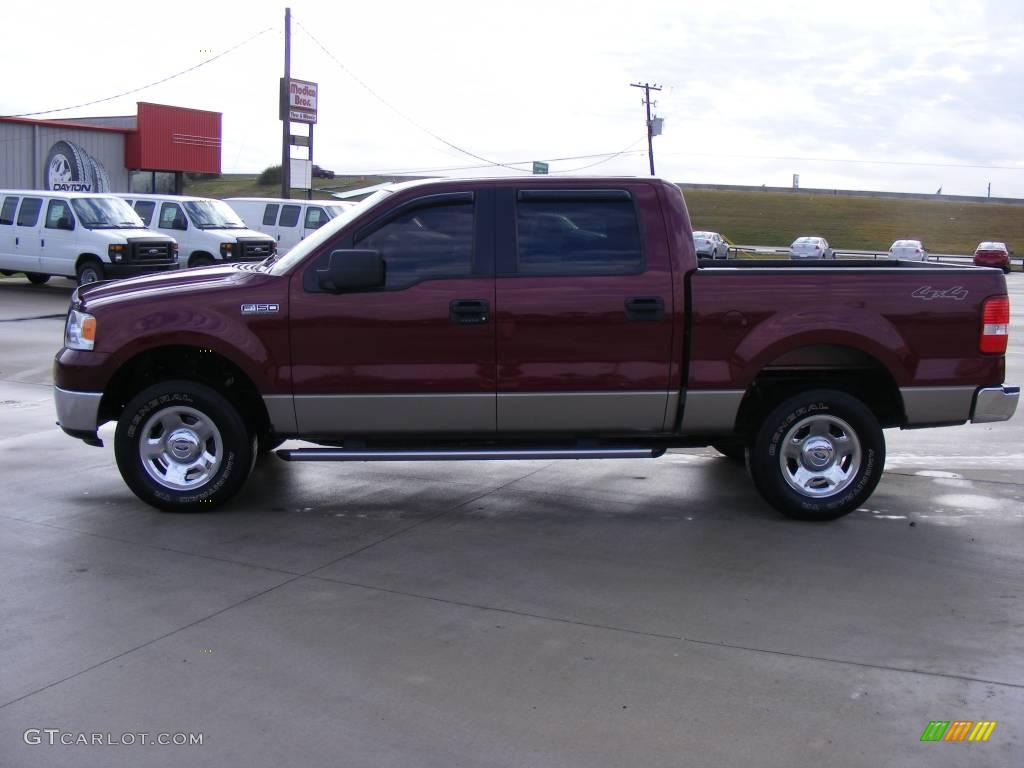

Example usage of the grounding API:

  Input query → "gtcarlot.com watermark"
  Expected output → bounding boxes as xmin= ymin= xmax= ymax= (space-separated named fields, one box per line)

xmin=24 ymin=729 xmax=203 ymax=747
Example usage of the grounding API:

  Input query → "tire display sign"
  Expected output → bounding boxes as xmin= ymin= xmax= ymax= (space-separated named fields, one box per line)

xmin=45 ymin=140 xmax=111 ymax=192
xmin=280 ymin=78 xmax=318 ymax=124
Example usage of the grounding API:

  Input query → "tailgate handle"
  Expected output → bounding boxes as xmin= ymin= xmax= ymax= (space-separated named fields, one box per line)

xmin=624 ymin=296 xmax=664 ymax=321
xmin=449 ymin=299 xmax=490 ymax=325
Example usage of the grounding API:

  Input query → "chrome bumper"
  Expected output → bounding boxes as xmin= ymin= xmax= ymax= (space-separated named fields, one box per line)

xmin=971 ymin=386 xmax=1019 ymax=423
xmin=54 ymin=387 xmax=102 ymax=433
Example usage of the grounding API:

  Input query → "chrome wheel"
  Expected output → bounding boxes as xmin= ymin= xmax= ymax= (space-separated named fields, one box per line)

xmin=139 ymin=406 xmax=223 ymax=491
xmin=778 ymin=413 xmax=861 ymax=498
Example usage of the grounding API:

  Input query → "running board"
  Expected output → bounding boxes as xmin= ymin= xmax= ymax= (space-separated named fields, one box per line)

xmin=276 ymin=447 xmax=665 ymax=462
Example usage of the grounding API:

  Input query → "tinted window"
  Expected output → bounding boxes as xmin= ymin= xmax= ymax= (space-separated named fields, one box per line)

xmin=304 ymin=206 xmax=327 ymax=229
xmin=0 ymin=196 xmax=17 ymax=225
xmin=159 ymin=202 xmax=185 ymax=229
xmin=133 ymin=200 xmax=156 ymax=226
xmin=262 ymin=203 xmax=279 ymax=225
xmin=279 ymin=205 xmax=301 ymax=228
xmin=516 ymin=198 xmax=642 ymax=275
xmin=16 ymin=198 xmax=42 ymax=227
xmin=45 ymin=199 xmax=74 ymax=229
xmin=355 ymin=201 xmax=474 ymax=289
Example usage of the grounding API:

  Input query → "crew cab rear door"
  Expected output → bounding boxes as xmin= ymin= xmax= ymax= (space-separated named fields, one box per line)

xmin=288 ymin=188 xmax=496 ymax=436
xmin=494 ymin=183 xmax=676 ymax=432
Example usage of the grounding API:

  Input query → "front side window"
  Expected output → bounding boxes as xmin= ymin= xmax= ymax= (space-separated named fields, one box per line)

xmin=0 ymin=196 xmax=18 ymax=225
xmin=45 ymin=199 xmax=74 ymax=229
xmin=279 ymin=205 xmax=301 ymax=228
xmin=354 ymin=201 xmax=474 ymax=289
xmin=134 ymin=200 xmax=156 ymax=226
xmin=304 ymin=206 xmax=327 ymax=229
xmin=262 ymin=203 xmax=279 ymax=226
xmin=515 ymin=196 xmax=642 ymax=275
xmin=16 ymin=198 xmax=42 ymax=227
xmin=159 ymin=203 xmax=186 ymax=230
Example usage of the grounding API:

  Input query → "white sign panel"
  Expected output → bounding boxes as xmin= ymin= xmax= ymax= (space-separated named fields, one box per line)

xmin=288 ymin=79 xmax=318 ymax=124
xmin=290 ymin=158 xmax=312 ymax=189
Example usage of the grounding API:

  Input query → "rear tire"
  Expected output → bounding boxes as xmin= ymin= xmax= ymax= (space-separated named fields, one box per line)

xmin=748 ymin=389 xmax=884 ymax=521
xmin=76 ymin=259 xmax=104 ymax=286
xmin=114 ymin=380 xmax=255 ymax=512
xmin=25 ymin=273 xmax=50 ymax=285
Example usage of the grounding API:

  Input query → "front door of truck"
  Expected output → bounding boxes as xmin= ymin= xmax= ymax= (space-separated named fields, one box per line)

xmin=494 ymin=183 xmax=677 ymax=433
xmin=288 ymin=189 xmax=496 ymax=437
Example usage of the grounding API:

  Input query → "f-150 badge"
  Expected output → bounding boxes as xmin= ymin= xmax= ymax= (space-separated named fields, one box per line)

xmin=241 ymin=303 xmax=280 ymax=314
xmin=912 ymin=286 xmax=968 ymax=301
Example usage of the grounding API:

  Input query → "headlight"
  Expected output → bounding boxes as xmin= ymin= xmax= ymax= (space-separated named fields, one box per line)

xmin=220 ymin=242 xmax=235 ymax=259
xmin=65 ymin=309 xmax=96 ymax=351
xmin=108 ymin=243 xmax=125 ymax=263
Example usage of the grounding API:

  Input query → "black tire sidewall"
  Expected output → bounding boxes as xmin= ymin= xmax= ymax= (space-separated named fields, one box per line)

xmin=26 ymin=273 xmax=50 ymax=284
xmin=114 ymin=381 xmax=253 ymax=511
xmin=77 ymin=260 xmax=104 ymax=286
xmin=750 ymin=389 xmax=884 ymax=521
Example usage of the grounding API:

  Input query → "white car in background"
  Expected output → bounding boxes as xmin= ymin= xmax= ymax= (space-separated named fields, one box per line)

xmin=693 ymin=231 xmax=729 ymax=259
xmin=888 ymin=239 xmax=927 ymax=261
xmin=789 ymin=236 xmax=835 ymax=259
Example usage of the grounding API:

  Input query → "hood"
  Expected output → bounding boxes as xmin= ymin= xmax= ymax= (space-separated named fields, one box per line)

xmin=75 ymin=265 xmax=273 ymax=312
xmin=87 ymin=228 xmax=175 ymax=244
xmin=200 ymin=227 xmax=275 ymax=244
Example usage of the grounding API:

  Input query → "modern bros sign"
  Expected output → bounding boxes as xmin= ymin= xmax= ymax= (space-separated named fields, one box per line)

xmin=280 ymin=78 xmax=318 ymax=124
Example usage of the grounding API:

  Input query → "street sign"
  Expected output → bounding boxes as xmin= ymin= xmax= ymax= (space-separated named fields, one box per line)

xmin=532 ymin=161 xmax=549 ymax=175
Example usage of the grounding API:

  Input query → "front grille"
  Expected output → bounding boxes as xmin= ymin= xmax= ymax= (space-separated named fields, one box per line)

xmin=129 ymin=240 xmax=175 ymax=265
xmin=236 ymin=238 xmax=275 ymax=262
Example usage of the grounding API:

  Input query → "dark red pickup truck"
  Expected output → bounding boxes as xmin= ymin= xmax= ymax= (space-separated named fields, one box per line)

xmin=54 ymin=177 xmax=1018 ymax=520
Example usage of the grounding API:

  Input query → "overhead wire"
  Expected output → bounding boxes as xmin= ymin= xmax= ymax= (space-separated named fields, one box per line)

xmin=0 ymin=26 xmax=275 ymax=118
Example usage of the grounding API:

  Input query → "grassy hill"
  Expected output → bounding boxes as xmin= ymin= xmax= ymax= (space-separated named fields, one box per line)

xmin=683 ymin=188 xmax=1022 ymax=255
xmin=187 ymin=175 xmax=1022 ymax=256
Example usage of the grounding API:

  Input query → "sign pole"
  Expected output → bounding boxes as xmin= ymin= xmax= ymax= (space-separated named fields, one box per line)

xmin=280 ymin=7 xmax=291 ymax=199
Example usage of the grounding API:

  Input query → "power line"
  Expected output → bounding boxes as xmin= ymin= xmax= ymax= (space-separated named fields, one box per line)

xmin=0 ymin=26 xmax=274 ymax=118
xmin=342 ymin=146 xmax=649 ymax=177
xmin=655 ymin=150 xmax=1024 ymax=172
xmin=292 ymin=15 xmax=535 ymax=173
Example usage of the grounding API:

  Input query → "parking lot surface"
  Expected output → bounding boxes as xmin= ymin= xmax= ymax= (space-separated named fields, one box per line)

xmin=0 ymin=275 xmax=1021 ymax=767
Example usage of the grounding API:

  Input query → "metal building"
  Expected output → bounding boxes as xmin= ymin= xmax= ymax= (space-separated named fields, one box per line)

xmin=0 ymin=102 xmax=222 ymax=194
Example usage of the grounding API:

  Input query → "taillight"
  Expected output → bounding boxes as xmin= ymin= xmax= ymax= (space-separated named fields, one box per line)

xmin=980 ymin=296 xmax=1009 ymax=354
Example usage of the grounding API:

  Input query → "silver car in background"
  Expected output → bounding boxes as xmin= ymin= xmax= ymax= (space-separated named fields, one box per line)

xmin=789 ymin=236 xmax=835 ymax=259
xmin=888 ymin=239 xmax=927 ymax=261
xmin=693 ymin=231 xmax=729 ymax=259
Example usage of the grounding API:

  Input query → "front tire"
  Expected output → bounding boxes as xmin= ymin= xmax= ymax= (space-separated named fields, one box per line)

xmin=76 ymin=259 xmax=104 ymax=286
xmin=748 ymin=389 xmax=884 ymax=521
xmin=114 ymin=380 xmax=255 ymax=512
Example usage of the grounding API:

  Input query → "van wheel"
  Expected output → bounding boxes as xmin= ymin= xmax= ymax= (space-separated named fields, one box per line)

xmin=76 ymin=260 xmax=104 ymax=286
xmin=26 ymin=273 xmax=50 ymax=285
xmin=189 ymin=254 xmax=215 ymax=268
xmin=114 ymin=380 xmax=255 ymax=512
xmin=748 ymin=389 xmax=884 ymax=521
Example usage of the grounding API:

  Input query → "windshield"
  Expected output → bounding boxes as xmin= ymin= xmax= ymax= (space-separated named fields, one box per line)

xmin=183 ymin=199 xmax=246 ymax=229
xmin=71 ymin=197 xmax=145 ymax=229
xmin=266 ymin=189 xmax=395 ymax=274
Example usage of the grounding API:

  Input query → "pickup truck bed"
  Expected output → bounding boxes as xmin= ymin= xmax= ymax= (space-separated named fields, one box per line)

xmin=53 ymin=176 xmax=1018 ymax=520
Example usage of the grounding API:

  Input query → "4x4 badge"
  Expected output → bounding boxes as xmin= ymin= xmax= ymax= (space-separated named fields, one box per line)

xmin=912 ymin=286 xmax=967 ymax=301
xmin=241 ymin=303 xmax=280 ymax=314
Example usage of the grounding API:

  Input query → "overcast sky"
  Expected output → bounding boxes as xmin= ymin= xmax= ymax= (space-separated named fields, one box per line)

xmin=3 ymin=0 xmax=1023 ymax=197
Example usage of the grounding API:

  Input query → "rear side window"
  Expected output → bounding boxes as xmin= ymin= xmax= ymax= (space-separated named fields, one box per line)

xmin=45 ymin=199 xmax=74 ymax=229
xmin=515 ymin=194 xmax=643 ymax=275
xmin=304 ymin=206 xmax=327 ymax=229
xmin=133 ymin=200 xmax=156 ymax=226
xmin=0 ymin=196 xmax=17 ymax=225
xmin=355 ymin=200 xmax=474 ymax=290
xmin=262 ymin=203 xmax=279 ymax=226
xmin=16 ymin=198 xmax=42 ymax=227
xmin=279 ymin=205 xmax=301 ymax=228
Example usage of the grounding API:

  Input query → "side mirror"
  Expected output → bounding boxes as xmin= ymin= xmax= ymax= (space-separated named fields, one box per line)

xmin=57 ymin=216 xmax=74 ymax=231
xmin=317 ymin=249 xmax=385 ymax=293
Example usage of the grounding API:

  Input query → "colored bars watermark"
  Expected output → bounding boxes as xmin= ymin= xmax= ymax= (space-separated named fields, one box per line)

xmin=920 ymin=721 xmax=997 ymax=742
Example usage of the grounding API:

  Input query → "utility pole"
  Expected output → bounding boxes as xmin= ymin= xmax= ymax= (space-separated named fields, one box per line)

xmin=987 ymin=181 xmax=991 ymax=198
xmin=280 ymin=7 xmax=291 ymax=199
xmin=630 ymin=82 xmax=662 ymax=176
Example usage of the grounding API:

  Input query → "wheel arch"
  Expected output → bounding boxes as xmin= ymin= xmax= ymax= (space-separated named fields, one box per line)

xmin=98 ymin=345 xmax=270 ymax=438
xmin=733 ymin=343 xmax=905 ymax=437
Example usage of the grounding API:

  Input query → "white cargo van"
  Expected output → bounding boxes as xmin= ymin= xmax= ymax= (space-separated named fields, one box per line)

xmin=0 ymin=190 xmax=178 ymax=285
xmin=118 ymin=194 xmax=277 ymax=268
xmin=224 ymin=197 xmax=355 ymax=254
